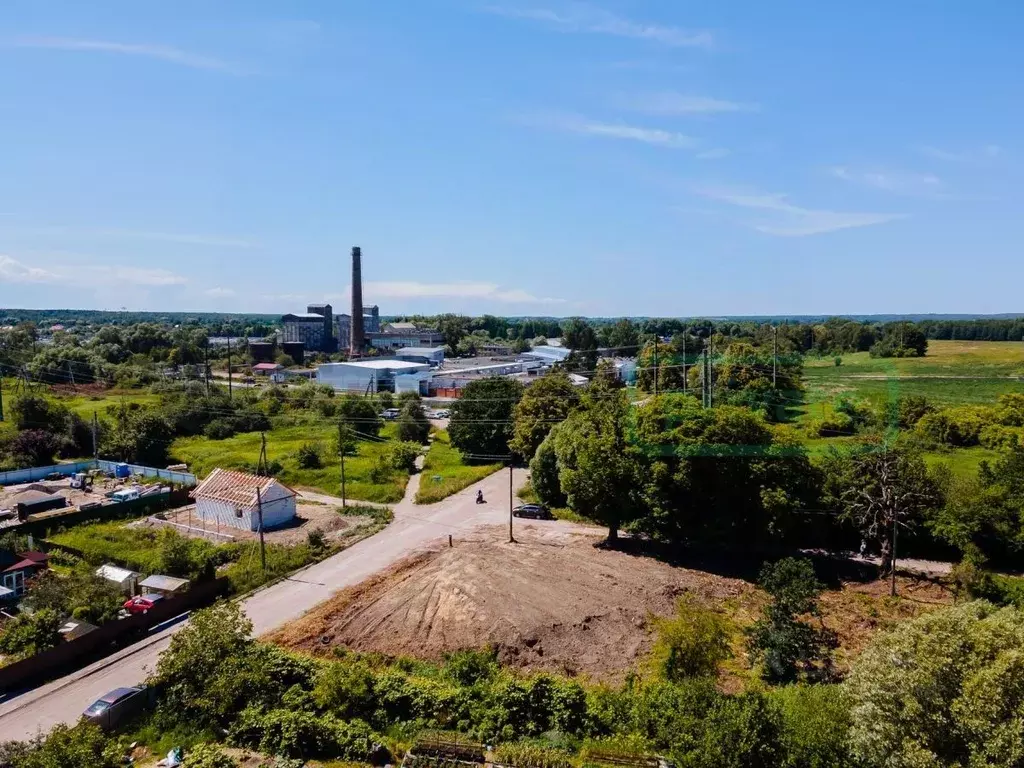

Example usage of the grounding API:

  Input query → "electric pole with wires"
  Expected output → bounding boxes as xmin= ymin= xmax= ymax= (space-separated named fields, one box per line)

xmin=508 ymin=463 xmax=515 ymax=543
xmin=255 ymin=486 xmax=267 ymax=574
xmin=772 ymin=325 xmax=778 ymax=389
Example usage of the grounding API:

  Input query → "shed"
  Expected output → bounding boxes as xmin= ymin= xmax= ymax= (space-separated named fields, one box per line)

xmin=1 ymin=551 xmax=49 ymax=597
xmin=13 ymin=490 xmax=67 ymax=518
xmin=95 ymin=564 xmax=140 ymax=595
xmin=139 ymin=574 xmax=190 ymax=597
xmin=59 ymin=619 xmax=99 ymax=641
xmin=252 ymin=363 xmax=284 ymax=375
xmin=190 ymin=468 xmax=297 ymax=532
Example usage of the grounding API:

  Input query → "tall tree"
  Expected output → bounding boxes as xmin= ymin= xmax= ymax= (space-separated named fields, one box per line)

xmin=448 ymin=377 xmax=524 ymax=458
xmin=553 ymin=388 xmax=642 ymax=542
xmin=509 ymin=370 xmax=579 ymax=460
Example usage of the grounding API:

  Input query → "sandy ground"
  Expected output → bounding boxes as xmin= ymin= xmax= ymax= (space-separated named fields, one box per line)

xmin=270 ymin=524 xmax=956 ymax=682
xmin=269 ymin=524 xmax=754 ymax=681
xmin=150 ymin=501 xmax=372 ymax=545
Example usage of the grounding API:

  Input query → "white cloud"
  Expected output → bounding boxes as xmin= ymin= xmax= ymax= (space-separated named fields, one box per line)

xmin=485 ymin=3 xmax=713 ymax=48
xmin=526 ymin=113 xmax=696 ymax=148
xmin=87 ymin=266 xmax=188 ymax=286
xmin=695 ymin=148 xmax=731 ymax=160
xmin=620 ymin=92 xmax=756 ymax=115
xmin=363 ymin=281 xmax=564 ymax=304
xmin=0 ymin=254 xmax=61 ymax=283
xmin=917 ymin=144 xmax=1003 ymax=163
xmin=696 ymin=186 xmax=905 ymax=237
xmin=0 ymin=255 xmax=188 ymax=286
xmin=830 ymin=166 xmax=944 ymax=196
xmin=12 ymin=36 xmax=245 ymax=74
xmin=205 ymin=287 xmax=236 ymax=298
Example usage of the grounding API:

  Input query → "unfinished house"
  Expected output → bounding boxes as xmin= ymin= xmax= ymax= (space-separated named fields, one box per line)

xmin=190 ymin=469 xmax=297 ymax=532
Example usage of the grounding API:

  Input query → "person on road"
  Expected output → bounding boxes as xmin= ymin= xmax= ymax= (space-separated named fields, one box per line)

xmin=476 ymin=490 xmax=484 ymax=504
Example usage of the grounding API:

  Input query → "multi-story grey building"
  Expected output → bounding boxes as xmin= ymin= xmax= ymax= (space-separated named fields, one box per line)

xmin=282 ymin=303 xmax=334 ymax=353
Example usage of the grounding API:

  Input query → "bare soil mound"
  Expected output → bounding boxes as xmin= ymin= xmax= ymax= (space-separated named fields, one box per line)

xmin=268 ymin=524 xmax=753 ymax=681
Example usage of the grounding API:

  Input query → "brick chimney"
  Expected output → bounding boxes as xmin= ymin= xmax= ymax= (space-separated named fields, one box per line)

xmin=350 ymin=246 xmax=364 ymax=356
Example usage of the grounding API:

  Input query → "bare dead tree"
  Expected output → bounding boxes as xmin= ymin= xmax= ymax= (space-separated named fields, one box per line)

xmin=843 ymin=445 xmax=934 ymax=596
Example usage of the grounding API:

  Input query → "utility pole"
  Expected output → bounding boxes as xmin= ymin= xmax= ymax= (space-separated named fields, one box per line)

xmin=255 ymin=486 xmax=267 ymax=574
xmin=204 ymin=341 xmax=210 ymax=397
xmin=772 ymin=326 xmax=778 ymax=389
xmin=0 ymin=375 xmax=4 ymax=422
xmin=508 ymin=463 xmax=515 ymax=543
xmin=257 ymin=433 xmax=268 ymax=476
xmin=708 ymin=335 xmax=714 ymax=408
xmin=92 ymin=411 xmax=98 ymax=458
xmin=702 ymin=348 xmax=709 ymax=408
xmin=652 ymin=335 xmax=659 ymax=396
xmin=227 ymin=338 xmax=233 ymax=401
xmin=338 ymin=422 xmax=350 ymax=508
xmin=682 ymin=333 xmax=687 ymax=396
xmin=890 ymin=512 xmax=898 ymax=598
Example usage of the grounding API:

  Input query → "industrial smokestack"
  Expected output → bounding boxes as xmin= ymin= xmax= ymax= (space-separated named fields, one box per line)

xmin=350 ymin=246 xmax=364 ymax=356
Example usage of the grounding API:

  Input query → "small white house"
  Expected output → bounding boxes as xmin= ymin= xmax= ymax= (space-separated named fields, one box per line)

xmin=190 ymin=468 xmax=297 ymax=532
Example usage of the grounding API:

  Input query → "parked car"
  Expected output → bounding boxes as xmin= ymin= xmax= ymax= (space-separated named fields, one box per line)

xmin=512 ymin=503 xmax=553 ymax=520
xmin=436 ymin=410 xmax=450 ymax=418
xmin=381 ymin=408 xmax=401 ymax=420
xmin=123 ymin=595 xmax=164 ymax=614
xmin=82 ymin=686 xmax=149 ymax=730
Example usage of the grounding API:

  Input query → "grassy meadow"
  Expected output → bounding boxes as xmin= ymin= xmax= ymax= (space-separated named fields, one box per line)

xmin=415 ymin=430 xmax=502 ymax=504
xmin=171 ymin=422 xmax=409 ymax=504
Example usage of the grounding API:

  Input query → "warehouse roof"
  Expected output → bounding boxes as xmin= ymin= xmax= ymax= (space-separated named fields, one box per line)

xmin=284 ymin=313 xmax=329 ymax=320
xmin=191 ymin=468 xmax=296 ymax=507
xmin=395 ymin=347 xmax=445 ymax=356
xmin=329 ymin=359 xmax=428 ymax=370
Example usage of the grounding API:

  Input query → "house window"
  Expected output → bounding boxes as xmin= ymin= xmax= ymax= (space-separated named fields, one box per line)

xmin=3 ymin=571 xmax=25 ymax=597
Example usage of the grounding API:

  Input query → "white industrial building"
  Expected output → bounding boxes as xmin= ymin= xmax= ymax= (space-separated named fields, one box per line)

xmin=393 ymin=347 xmax=445 ymax=366
xmin=522 ymin=345 xmax=572 ymax=365
xmin=190 ymin=468 xmax=297 ymax=532
xmin=317 ymin=359 xmax=431 ymax=393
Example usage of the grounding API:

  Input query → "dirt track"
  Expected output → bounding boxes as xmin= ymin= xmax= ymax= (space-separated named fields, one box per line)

xmin=269 ymin=524 xmax=754 ymax=680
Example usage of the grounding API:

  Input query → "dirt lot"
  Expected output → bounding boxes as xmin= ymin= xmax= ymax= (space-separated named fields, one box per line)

xmin=0 ymin=479 xmax=118 ymax=512
xmin=153 ymin=501 xmax=373 ymax=545
xmin=270 ymin=524 xmax=954 ymax=682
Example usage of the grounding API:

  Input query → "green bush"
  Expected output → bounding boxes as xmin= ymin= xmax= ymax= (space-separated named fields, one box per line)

xmin=811 ymin=412 xmax=854 ymax=437
xmin=387 ymin=441 xmax=421 ymax=472
xmin=228 ymin=708 xmax=374 ymax=761
xmin=183 ymin=742 xmax=237 ymax=768
xmin=916 ymin=405 xmax=995 ymax=447
xmin=770 ymin=685 xmax=855 ymax=768
xmin=647 ymin=598 xmax=731 ymax=682
xmin=979 ymin=424 xmax=1024 ymax=450
xmin=203 ymin=418 xmax=237 ymax=440
xmin=296 ymin=442 xmax=323 ymax=469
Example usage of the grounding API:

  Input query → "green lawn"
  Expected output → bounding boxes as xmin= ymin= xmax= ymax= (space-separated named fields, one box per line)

xmin=59 ymin=390 xmax=163 ymax=419
xmin=415 ymin=430 xmax=502 ymax=504
xmin=171 ymin=422 xmax=409 ymax=504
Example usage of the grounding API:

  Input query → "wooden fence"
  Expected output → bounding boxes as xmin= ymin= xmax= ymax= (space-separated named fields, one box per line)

xmin=0 ymin=577 xmax=229 ymax=694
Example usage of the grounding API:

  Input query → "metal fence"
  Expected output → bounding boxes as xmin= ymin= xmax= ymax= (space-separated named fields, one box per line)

xmin=0 ymin=460 xmax=197 ymax=488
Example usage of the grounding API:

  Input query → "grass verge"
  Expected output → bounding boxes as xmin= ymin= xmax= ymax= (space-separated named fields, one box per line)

xmin=171 ymin=422 xmax=408 ymax=503
xmin=415 ymin=431 xmax=502 ymax=504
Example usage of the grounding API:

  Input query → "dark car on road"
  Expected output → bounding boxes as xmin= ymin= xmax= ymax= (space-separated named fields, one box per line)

xmin=512 ymin=503 xmax=554 ymax=520
xmin=83 ymin=686 xmax=149 ymax=730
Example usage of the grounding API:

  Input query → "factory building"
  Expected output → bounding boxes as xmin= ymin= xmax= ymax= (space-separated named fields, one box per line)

xmin=282 ymin=308 xmax=334 ymax=353
xmin=317 ymin=359 xmax=431 ymax=393
xmin=521 ymin=345 xmax=572 ymax=365
xmin=393 ymin=347 xmax=445 ymax=366
xmin=367 ymin=324 xmax=444 ymax=350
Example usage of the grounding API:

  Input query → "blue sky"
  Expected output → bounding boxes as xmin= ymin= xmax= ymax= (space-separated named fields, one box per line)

xmin=0 ymin=1 xmax=1021 ymax=316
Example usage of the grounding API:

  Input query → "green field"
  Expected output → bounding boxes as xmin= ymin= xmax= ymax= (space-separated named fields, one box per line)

xmin=415 ymin=430 xmax=502 ymax=504
xmin=800 ymin=340 xmax=1024 ymax=420
xmin=171 ymin=422 xmax=409 ymax=504
xmin=60 ymin=390 xmax=163 ymax=419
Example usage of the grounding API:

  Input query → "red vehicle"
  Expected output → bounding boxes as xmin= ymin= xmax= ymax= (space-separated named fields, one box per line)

xmin=122 ymin=595 xmax=164 ymax=614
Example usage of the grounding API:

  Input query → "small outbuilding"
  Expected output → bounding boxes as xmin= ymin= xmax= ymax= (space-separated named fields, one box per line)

xmin=95 ymin=564 xmax=140 ymax=595
xmin=190 ymin=468 xmax=297 ymax=532
xmin=139 ymin=574 xmax=190 ymax=598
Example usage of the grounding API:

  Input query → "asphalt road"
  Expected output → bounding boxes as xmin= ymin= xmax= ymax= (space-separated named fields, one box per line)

xmin=0 ymin=467 xmax=527 ymax=742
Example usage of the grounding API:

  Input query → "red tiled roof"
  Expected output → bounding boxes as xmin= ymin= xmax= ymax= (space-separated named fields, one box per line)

xmin=3 ymin=553 xmax=48 ymax=574
xmin=190 ymin=468 xmax=296 ymax=508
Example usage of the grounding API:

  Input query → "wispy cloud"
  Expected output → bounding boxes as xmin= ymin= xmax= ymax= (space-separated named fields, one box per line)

xmin=0 ymin=255 xmax=187 ymax=286
xmin=696 ymin=186 xmax=905 ymax=237
xmin=830 ymin=166 xmax=944 ymax=197
xmin=0 ymin=255 xmax=61 ymax=283
xmin=916 ymin=144 xmax=1003 ymax=163
xmin=11 ymin=36 xmax=245 ymax=74
xmin=619 ymin=92 xmax=756 ymax=115
xmin=364 ymin=281 xmax=564 ymax=304
xmin=205 ymin=287 xmax=236 ymax=298
xmin=524 ymin=113 xmax=697 ymax=148
xmin=485 ymin=3 xmax=713 ymax=48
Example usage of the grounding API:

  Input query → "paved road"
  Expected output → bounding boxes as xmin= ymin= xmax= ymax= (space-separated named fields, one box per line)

xmin=0 ymin=466 xmax=527 ymax=742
